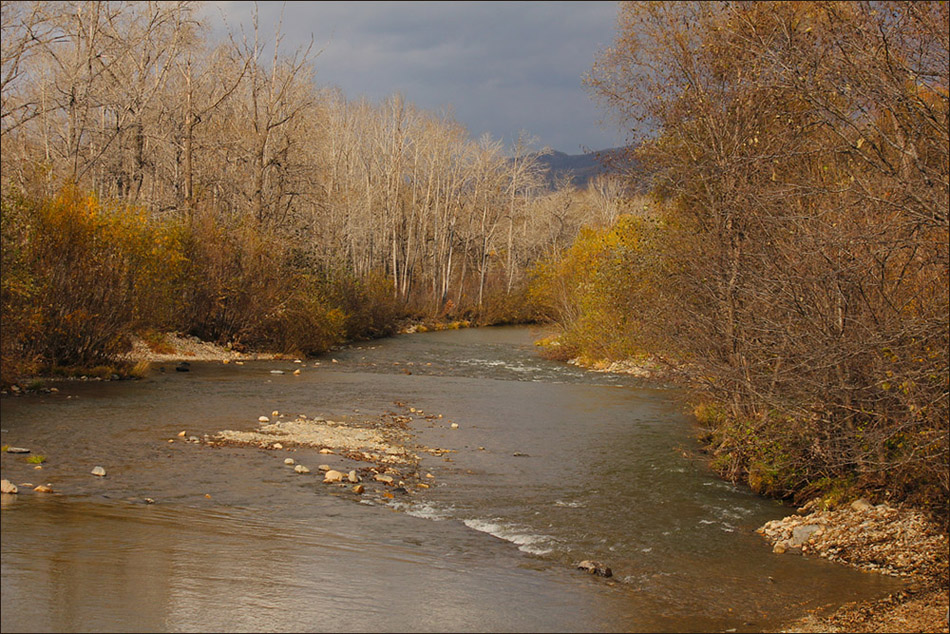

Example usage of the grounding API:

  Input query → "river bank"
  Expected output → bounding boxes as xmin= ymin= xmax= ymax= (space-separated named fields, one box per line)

xmin=561 ymin=352 xmax=949 ymax=633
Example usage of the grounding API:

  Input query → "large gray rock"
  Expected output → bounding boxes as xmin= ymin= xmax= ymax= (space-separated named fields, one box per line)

xmin=790 ymin=524 xmax=821 ymax=547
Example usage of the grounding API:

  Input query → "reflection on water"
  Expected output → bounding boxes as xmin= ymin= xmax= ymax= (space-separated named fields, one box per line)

xmin=1 ymin=326 xmax=903 ymax=632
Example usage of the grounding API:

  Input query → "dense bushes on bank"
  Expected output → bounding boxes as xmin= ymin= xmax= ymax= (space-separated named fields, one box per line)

xmin=540 ymin=2 xmax=949 ymax=517
xmin=0 ymin=186 xmax=406 ymax=384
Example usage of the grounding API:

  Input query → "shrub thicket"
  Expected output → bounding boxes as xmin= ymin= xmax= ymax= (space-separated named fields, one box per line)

xmin=543 ymin=1 xmax=950 ymax=515
xmin=0 ymin=187 xmax=408 ymax=379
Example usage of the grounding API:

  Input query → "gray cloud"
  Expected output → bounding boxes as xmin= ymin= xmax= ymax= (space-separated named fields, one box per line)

xmin=204 ymin=1 xmax=625 ymax=153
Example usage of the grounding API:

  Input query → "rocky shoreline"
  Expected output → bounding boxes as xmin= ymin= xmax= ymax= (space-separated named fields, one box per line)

xmin=121 ymin=332 xmax=278 ymax=362
xmin=757 ymin=500 xmax=948 ymax=632
xmin=199 ymin=405 xmax=454 ymax=506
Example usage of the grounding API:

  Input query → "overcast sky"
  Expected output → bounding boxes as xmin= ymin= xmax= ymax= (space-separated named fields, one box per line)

xmin=201 ymin=1 xmax=626 ymax=155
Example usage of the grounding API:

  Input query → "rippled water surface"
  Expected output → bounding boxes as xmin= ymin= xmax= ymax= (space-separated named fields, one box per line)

xmin=1 ymin=326 xmax=902 ymax=632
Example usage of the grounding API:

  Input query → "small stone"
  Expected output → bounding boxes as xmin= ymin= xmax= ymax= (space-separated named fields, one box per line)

xmin=374 ymin=474 xmax=394 ymax=484
xmin=352 ymin=484 xmax=365 ymax=494
xmin=272 ymin=410 xmax=280 ymax=417
xmin=33 ymin=484 xmax=53 ymax=493
xmin=1 ymin=479 xmax=17 ymax=494
xmin=188 ymin=436 xmax=199 ymax=443
xmin=272 ymin=443 xmax=283 ymax=449
xmin=91 ymin=466 xmax=106 ymax=477
xmin=773 ymin=541 xmax=788 ymax=554
xmin=450 ymin=423 xmax=459 ymax=429
xmin=258 ymin=416 xmax=270 ymax=423
xmin=6 ymin=447 xmax=30 ymax=454
xmin=323 ymin=470 xmax=344 ymax=483
xmin=33 ymin=465 xmax=43 ymax=470
xmin=222 ymin=359 xmax=230 ymax=364
xmin=347 ymin=470 xmax=360 ymax=483
xmin=177 ymin=430 xmax=187 ymax=437
xmin=294 ymin=465 xmax=310 ymax=474
xmin=318 ymin=464 xmax=331 ymax=472
xmin=293 ymin=369 xmax=301 ymax=375
xmin=284 ymin=458 xmax=295 ymax=465
xmin=425 ymin=473 xmax=435 ymax=479
xmin=145 ymin=498 xmax=155 ymax=504
xmin=319 ymin=448 xmax=334 ymax=454
xmin=270 ymin=370 xmax=284 ymax=375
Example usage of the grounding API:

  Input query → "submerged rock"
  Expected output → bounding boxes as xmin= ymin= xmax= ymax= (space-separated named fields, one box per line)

xmin=294 ymin=464 xmax=310 ymax=474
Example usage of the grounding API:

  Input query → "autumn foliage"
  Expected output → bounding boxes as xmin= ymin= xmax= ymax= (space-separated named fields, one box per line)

xmin=538 ymin=1 xmax=949 ymax=513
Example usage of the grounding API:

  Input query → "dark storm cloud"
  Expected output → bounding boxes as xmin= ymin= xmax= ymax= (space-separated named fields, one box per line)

xmin=204 ymin=1 xmax=624 ymax=153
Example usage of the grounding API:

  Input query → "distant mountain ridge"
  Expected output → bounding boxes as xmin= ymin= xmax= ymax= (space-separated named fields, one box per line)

xmin=530 ymin=147 xmax=630 ymax=188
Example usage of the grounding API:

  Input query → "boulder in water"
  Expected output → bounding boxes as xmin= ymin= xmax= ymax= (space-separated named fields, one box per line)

xmin=577 ymin=560 xmax=612 ymax=577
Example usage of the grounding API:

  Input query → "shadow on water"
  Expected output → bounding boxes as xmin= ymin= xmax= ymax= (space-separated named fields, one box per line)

xmin=1 ymin=326 xmax=903 ymax=632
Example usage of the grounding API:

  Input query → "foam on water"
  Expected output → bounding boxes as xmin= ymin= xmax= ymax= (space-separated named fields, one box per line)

xmin=462 ymin=518 xmax=555 ymax=555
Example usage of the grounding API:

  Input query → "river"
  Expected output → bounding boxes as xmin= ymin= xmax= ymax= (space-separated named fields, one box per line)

xmin=0 ymin=326 xmax=902 ymax=632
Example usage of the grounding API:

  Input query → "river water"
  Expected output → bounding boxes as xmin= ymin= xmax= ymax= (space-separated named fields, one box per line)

xmin=0 ymin=326 xmax=901 ymax=632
